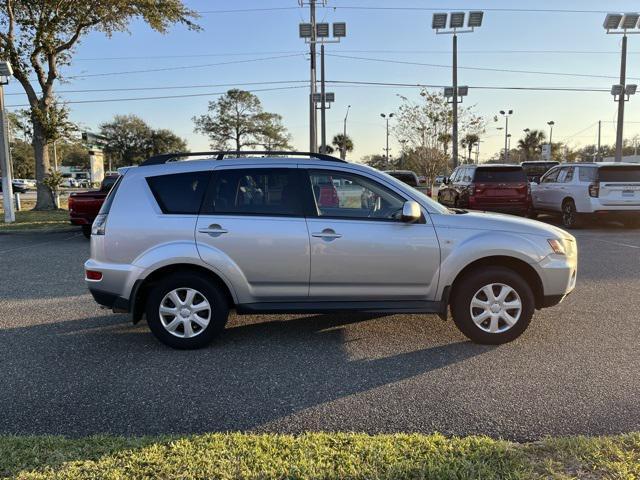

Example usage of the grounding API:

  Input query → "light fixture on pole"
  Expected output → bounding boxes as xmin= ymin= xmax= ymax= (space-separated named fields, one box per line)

xmin=0 ymin=60 xmax=14 ymax=223
xmin=546 ymin=120 xmax=555 ymax=160
xmin=380 ymin=113 xmax=394 ymax=164
xmin=499 ymin=109 xmax=513 ymax=163
xmin=603 ymin=12 xmax=640 ymax=161
xmin=432 ymin=10 xmax=484 ymax=169
xmin=299 ymin=4 xmax=347 ymax=154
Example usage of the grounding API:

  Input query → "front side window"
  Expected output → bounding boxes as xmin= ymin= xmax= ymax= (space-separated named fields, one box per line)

xmin=147 ymin=171 xmax=211 ymax=214
xmin=558 ymin=167 xmax=574 ymax=183
xmin=308 ymin=170 xmax=406 ymax=221
xmin=541 ymin=167 xmax=560 ymax=183
xmin=203 ymin=168 xmax=303 ymax=217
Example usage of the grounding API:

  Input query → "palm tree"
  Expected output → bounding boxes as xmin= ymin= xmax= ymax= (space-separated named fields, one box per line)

xmin=437 ymin=132 xmax=452 ymax=156
xmin=331 ymin=133 xmax=354 ymax=160
xmin=518 ymin=129 xmax=546 ymax=161
xmin=461 ymin=133 xmax=480 ymax=163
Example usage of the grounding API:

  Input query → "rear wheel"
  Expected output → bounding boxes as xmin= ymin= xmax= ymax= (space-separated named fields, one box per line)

xmin=81 ymin=225 xmax=91 ymax=239
xmin=451 ymin=267 xmax=535 ymax=345
xmin=561 ymin=199 xmax=582 ymax=229
xmin=145 ymin=272 xmax=229 ymax=349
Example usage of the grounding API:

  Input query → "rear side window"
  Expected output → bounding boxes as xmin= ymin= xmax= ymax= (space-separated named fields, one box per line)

xmin=147 ymin=171 xmax=211 ymax=214
xmin=203 ymin=168 xmax=304 ymax=217
xmin=98 ymin=175 xmax=123 ymax=215
xmin=598 ymin=166 xmax=640 ymax=182
xmin=473 ymin=167 xmax=526 ymax=183
xmin=389 ymin=172 xmax=417 ymax=186
xmin=578 ymin=167 xmax=596 ymax=182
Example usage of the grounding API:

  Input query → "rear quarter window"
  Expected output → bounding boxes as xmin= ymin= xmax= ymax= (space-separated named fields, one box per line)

xmin=578 ymin=167 xmax=596 ymax=182
xmin=598 ymin=166 xmax=640 ymax=182
xmin=473 ymin=167 xmax=527 ymax=183
xmin=146 ymin=171 xmax=211 ymax=214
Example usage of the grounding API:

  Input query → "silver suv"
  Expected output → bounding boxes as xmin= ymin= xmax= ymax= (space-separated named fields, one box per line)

xmin=85 ymin=152 xmax=578 ymax=349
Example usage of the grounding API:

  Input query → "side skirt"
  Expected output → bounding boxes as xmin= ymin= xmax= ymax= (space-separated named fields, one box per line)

xmin=236 ymin=300 xmax=445 ymax=315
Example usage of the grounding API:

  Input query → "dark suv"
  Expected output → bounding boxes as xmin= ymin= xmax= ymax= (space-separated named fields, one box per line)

xmin=438 ymin=164 xmax=532 ymax=216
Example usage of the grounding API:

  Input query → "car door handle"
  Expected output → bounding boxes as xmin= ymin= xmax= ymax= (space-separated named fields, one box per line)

xmin=312 ymin=228 xmax=342 ymax=239
xmin=198 ymin=224 xmax=228 ymax=235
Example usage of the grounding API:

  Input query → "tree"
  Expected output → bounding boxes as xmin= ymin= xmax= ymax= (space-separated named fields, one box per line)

xmin=99 ymin=114 xmax=187 ymax=167
xmin=394 ymin=90 xmax=485 ymax=172
xmin=331 ymin=133 xmax=354 ymax=160
xmin=193 ymin=89 xmax=292 ymax=152
xmin=461 ymin=133 xmax=480 ymax=163
xmin=518 ymin=129 xmax=546 ymax=160
xmin=0 ymin=1 xmax=197 ymax=209
xmin=362 ymin=154 xmax=390 ymax=170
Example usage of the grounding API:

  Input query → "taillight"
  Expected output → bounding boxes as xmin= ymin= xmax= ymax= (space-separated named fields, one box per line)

xmin=589 ymin=183 xmax=600 ymax=198
xmin=85 ymin=270 xmax=102 ymax=281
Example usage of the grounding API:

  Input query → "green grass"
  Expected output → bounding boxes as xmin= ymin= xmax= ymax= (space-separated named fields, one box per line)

xmin=0 ymin=209 xmax=71 ymax=232
xmin=0 ymin=432 xmax=638 ymax=479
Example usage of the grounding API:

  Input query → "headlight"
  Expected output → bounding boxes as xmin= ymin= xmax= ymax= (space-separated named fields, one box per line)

xmin=547 ymin=238 xmax=566 ymax=255
xmin=91 ymin=214 xmax=108 ymax=236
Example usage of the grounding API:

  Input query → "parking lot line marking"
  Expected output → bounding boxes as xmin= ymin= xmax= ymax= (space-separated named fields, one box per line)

xmin=590 ymin=238 xmax=640 ymax=249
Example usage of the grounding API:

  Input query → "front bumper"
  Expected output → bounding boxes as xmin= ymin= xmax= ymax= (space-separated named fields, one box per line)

xmin=535 ymin=245 xmax=578 ymax=308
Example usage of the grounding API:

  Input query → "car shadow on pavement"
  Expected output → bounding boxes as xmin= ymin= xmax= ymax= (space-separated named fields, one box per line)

xmin=0 ymin=311 xmax=492 ymax=437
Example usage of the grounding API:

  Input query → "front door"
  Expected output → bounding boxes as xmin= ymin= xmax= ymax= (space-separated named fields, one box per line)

xmin=305 ymin=168 xmax=441 ymax=300
xmin=196 ymin=166 xmax=310 ymax=301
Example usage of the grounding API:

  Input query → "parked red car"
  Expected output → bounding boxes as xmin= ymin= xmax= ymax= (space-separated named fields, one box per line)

xmin=68 ymin=174 xmax=119 ymax=238
xmin=437 ymin=164 xmax=532 ymax=216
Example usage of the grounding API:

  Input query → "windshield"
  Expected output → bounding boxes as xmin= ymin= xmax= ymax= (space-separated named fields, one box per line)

xmin=473 ymin=167 xmax=527 ymax=183
xmin=378 ymin=170 xmax=450 ymax=214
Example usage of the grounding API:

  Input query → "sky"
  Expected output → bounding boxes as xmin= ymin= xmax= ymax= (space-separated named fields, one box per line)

xmin=6 ymin=0 xmax=640 ymax=162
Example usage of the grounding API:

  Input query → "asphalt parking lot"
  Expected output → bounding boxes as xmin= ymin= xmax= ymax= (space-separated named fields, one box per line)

xmin=0 ymin=219 xmax=639 ymax=441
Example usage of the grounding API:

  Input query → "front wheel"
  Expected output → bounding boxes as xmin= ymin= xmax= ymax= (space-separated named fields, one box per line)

xmin=450 ymin=267 xmax=535 ymax=345
xmin=146 ymin=272 xmax=229 ymax=349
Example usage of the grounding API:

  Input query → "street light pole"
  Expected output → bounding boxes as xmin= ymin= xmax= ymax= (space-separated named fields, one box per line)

xmin=320 ymin=43 xmax=327 ymax=153
xmin=342 ymin=104 xmax=350 ymax=160
xmin=615 ymin=34 xmax=627 ymax=162
xmin=309 ymin=0 xmax=317 ymax=153
xmin=0 ymin=61 xmax=14 ymax=223
xmin=381 ymin=113 xmax=394 ymax=164
xmin=499 ymin=110 xmax=513 ymax=162
xmin=451 ymin=33 xmax=459 ymax=169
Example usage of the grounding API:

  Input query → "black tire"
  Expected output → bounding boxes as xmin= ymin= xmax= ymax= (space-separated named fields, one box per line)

xmin=81 ymin=225 xmax=91 ymax=239
xmin=561 ymin=199 xmax=582 ymax=229
xmin=145 ymin=272 xmax=229 ymax=349
xmin=450 ymin=266 xmax=535 ymax=345
xmin=526 ymin=208 xmax=538 ymax=220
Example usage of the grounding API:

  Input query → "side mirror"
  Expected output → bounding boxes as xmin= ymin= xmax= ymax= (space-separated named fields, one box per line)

xmin=442 ymin=177 xmax=449 ymax=185
xmin=401 ymin=200 xmax=421 ymax=223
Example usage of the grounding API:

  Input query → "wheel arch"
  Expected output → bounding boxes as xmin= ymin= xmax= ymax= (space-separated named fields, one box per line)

xmin=449 ymin=256 xmax=544 ymax=310
xmin=131 ymin=263 xmax=236 ymax=323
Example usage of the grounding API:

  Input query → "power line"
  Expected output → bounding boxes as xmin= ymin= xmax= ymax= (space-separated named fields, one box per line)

xmin=5 ymin=80 xmax=309 ymax=96
xmin=326 ymin=53 xmax=640 ymax=81
xmin=6 ymin=85 xmax=307 ymax=108
xmin=75 ymin=50 xmax=305 ymax=61
xmin=66 ymin=53 xmax=305 ymax=79
xmin=196 ymin=6 xmax=613 ymax=14
xmin=328 ymin=80 xmax=609 ymax=92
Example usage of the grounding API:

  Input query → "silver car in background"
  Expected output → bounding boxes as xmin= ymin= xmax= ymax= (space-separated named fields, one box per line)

xmin=85 ymin=152 xmax=577 ymax=349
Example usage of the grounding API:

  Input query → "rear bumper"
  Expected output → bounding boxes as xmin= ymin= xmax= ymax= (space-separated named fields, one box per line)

xmin=89 ymin=288 xmax=130 ymax=313
xmin=591 ymin=209 xmax=640 ymax=217
xmin=470 ymin=205 xmax=530 ymax=215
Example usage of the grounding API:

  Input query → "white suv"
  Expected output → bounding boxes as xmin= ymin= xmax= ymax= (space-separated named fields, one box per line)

xmin=531 ymin=162 xmax=640 ymax=228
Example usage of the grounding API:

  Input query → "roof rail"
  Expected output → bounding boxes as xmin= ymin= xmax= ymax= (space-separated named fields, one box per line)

xmin=139 ymin=150 xmax=346 ymax=167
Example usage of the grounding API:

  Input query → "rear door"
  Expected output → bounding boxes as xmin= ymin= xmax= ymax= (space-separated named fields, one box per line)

xmin=196 ymin=166 xmax=310 ymax=300
xmin=597 ymin=165 xmax=640 ymax=207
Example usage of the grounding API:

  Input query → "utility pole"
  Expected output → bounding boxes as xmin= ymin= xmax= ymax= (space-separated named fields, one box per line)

xmin=615 ymin=34 xmax=627 ymax=162
xmin=320 ymin=44 xmax=327 ymax=153
xmin=309 ymin=0 xmax=317 ymax=153
xmin=0 ymin=61 xmax=14 ymax=223
xmin=597 ymin=120 xmax=602 ymax=161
